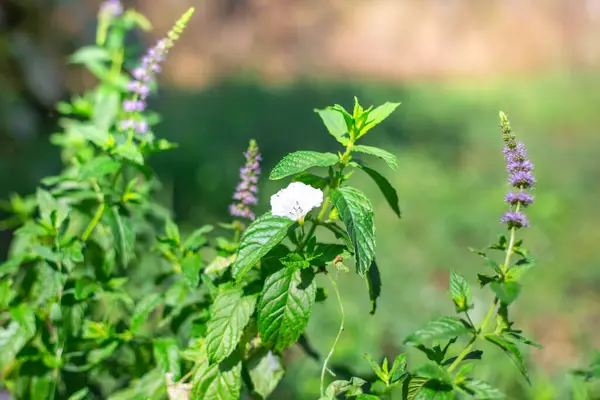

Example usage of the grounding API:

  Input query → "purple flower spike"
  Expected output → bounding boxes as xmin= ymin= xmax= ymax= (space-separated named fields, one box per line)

xmin=501 ymin=211 xmax=529 ymax=229
xmin=230 ymin=140 xmax=261 ymax=221
xmin=505 ymin=192 xmax=534 ymax=207
xmin=118 ymin=9 xmax=194 ymax=136
xmin=499 ymin=112 xmax=535 ymax=229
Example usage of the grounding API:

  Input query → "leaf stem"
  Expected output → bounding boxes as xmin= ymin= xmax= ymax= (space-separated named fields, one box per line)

xmin=320 ymin=271 xmax=345 ymax=398
xmin=297 ymin=199 xmax=330 ymax=252
xmin=448 ymin=213 xmax=519 ymax=373
xmin=82 ymin=180 xmax=105 ymax=241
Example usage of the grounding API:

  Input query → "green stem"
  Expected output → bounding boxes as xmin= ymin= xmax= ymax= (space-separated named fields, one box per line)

xmin=297 ymin=199 xmax=330 ymax=252
xmin=447 ymin=297 xmax=498 ymax=373
xmin=448 ymin=207 xmax=520 ymax=373
xmin=82 ymin=203 xmax=105 ymax=242
xmin=320 ymin=272 xmax=345 ymax=397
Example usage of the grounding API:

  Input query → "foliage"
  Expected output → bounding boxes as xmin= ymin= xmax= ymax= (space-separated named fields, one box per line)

xmin=0 ymin=2 xmax=594 ymax=400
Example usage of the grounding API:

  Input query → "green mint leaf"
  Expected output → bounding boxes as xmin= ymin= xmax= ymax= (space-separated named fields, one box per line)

xmin=360 ymin=102 xmax=401 ymax=136
xmin=405 ymin=376 xmax=428 ymax=400
xmin=269 ymin=151 xmax=339 ymax=180
xmin=484 ymin=334 xmax=530 ymax=383
xmin=131 ymin=293 xmax=163 ymax=334
xmin=74 ymin=277 xmax=100 ymax=301
xmin=404 ymin=317 xmax=471 ymax=346
xmin=183 ymin=225 xmax=214 ymax=250
xmin=181 ymin=253 xmax=202 ymax=288
xmin=390 ymin=354 xmax=408 ymax=382
xmin=205 ymin=288 xmax=257 ymax=364
xmin=357 ymin=164 xmax=401 ymax=218
xmin=258 ymin=267 xmax=316 ymax=352
xmin=315 ymin=108 xmax=351 ymax=145
xmin=449 ymin=270 xmax=472 ymax=312
xmin=105 ymin=205 xmax=135 ymax=268
xmin=87 ymin=341 xmax=119 ymax=365
xmin=79 ymin=155 xmax=121 ymax=180
xmin=248 ymin=350 xmax=284 ymax=399
xmin=291 ymin=172 xmax=330 ymax=189
xmin=153 ymin=337 xmax=181 ymax=379
xmin=280 ymin=253 xmax=311 ymax=270
xmin=192 ymin=353 xmax=242 ymax=400
xmin=502 ymin=332 xmax=542 ymax=349
xmin=113 ymin=142 xmax=144 ymax=165
xmin=351 ymin=145 xmax=398 ymax=170
xmin=491 ymin=281 xmax=521 ymax=305
xmin=322 ymin=377 xmax=366 ymax=399
xmin=9 ymin=304 xmax=36 ymax=338
xmin=67 ymin=388 xmax=90 ymax=400
xmin=367 ymin=259 xmax=382 ymax=314
xmin=363 ymin=353 xmax=387 ymax=382
xmin=232 ymin=213 xmax=295 ymax=280
xmin=356 ymin=395 xmax=381 ymax=400
xmin=458 ymin=379 xmax=505 ymax=399
xmin=329 ymin=187 xmax=376 ymax=276
xmin=205 ymin=254 xmax=237 ymax=275
xmin=92 ymin=85 xmax=120 ymax=133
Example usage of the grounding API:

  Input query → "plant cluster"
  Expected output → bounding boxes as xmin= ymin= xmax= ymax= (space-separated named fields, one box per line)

xmin=3 ymin=2 xmax=594 ymax=400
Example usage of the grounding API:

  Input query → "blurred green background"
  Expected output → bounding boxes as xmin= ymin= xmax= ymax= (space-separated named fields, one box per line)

xmin=1 ymin=0 xmax=600 ymax=398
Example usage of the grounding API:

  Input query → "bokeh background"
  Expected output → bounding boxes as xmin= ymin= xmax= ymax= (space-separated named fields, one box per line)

xmin=1 ymin=0 xmax=600 ymax=398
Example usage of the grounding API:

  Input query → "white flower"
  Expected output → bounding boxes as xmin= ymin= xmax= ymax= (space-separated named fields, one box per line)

xmin=270 ymin=182 xmax=324 ymax=221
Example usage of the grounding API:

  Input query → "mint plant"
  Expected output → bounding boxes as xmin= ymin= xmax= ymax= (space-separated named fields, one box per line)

xmin=344 ymin=113 xmax=541 ymax=400
xmin=0 ymin=1 xmax=551 ymax=400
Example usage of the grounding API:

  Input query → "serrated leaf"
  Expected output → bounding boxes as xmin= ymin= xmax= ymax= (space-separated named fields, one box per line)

xmin=232 ymin=213 xmax=295 ymax=280
xmin=269 ymin=151 xmax=339 ymax=180
xmin=367 ymin=259 xmax=382 ymax=315
xmin=485 ymin=335 xmax=530 ymax=383
xmin=248 ymin=350 xmax=284 ymax=399
xmin=258 ymin=267 xmax=316 ymax=352
xmin=79 ymin=155 xmax=121 ymax=180
xmin=404 ymin=317 xmax=471 ymax=346
xmin=153 ymin=337 xmax=181 ymax=379
xmin=193 ymin=353 xmax=242 ymax=400
xmin=491 ymin=281 xmax=521 ymax=305
xmin=458 ymin=379 xmax=505 ymax=399
xmin=358 ymin=164 xmax=401 ymax=217
xmin=390 ymin=354 xmax=408 ymax=381
xmin=405 ymin=376 xmax=428 ymax=400
xmin=329 ymin=187 xmax=375 ymax=276
xmin=131 ymin=293 xmax=163 ymax=334
xmin=181 ymin=253 xmax=202 ymax=288
xmin=361 ymin=102 xmax=401 ymax=135
xmin=205 ymin=288 xmax=257 ymax=363
xmin=351 ymin=145 xmax=399 ymax=170
xmin=105 ymin=205 xmax=135 ymax=267
xmin=450 ymin=270 xmax=472 ymax=312
xmin=315 ymin=108 xmax=351 ymax=145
